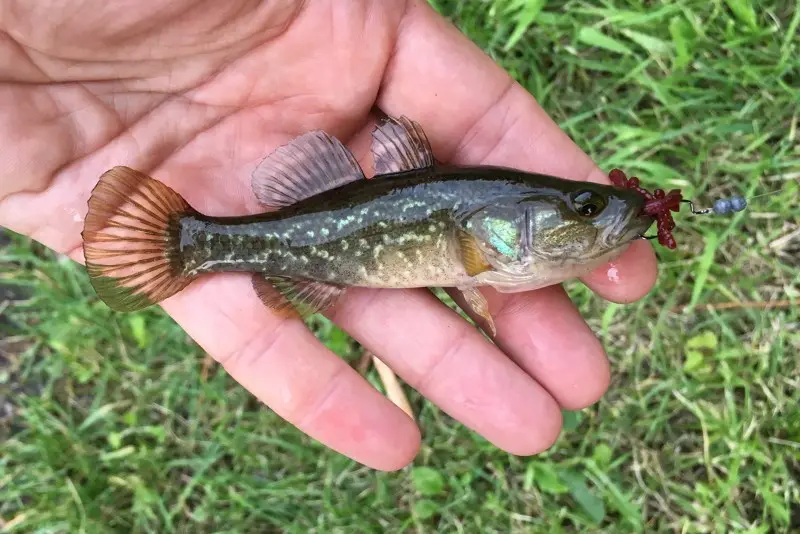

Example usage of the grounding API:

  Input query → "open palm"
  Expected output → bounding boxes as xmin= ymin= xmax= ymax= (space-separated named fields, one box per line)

xmin=0 ymin=0 xmax=657 ymax=470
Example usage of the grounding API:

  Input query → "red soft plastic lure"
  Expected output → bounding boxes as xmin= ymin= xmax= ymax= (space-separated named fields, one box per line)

xmin=608 ymin=169 xmax=683 ymax=249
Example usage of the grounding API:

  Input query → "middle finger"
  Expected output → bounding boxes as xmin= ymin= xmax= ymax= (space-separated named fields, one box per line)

xmin=328 ymin=286 xmax=564 ymax=456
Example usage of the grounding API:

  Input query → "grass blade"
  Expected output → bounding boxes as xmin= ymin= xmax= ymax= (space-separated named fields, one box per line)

xmin=577 ymin=27 xmax=633 ymax=55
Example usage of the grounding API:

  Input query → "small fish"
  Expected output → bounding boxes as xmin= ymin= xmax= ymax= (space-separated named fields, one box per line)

xmin=81 ymin=116 xmax=654 ymax=334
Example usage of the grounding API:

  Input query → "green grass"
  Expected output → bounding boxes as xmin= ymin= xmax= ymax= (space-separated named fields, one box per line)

xmin=2 ymin=0 xmax=800 ymax=532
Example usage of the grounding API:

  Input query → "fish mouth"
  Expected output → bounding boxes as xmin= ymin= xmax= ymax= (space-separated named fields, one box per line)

xmin=628 ymin=214 xmax=656 ymax=241
xmin=572 ymin=211 xmax=653 ymax=264
xmin=610 ymin=210 xmax=656 ymax=246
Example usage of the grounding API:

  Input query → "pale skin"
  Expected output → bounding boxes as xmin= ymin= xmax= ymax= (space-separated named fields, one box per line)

xmin=0 ymin=0 xmax=658 ymax=470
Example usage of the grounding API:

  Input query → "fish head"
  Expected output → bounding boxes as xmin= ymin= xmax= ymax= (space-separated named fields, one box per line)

xmin=459 ymin=182 xmax=654 ymax=277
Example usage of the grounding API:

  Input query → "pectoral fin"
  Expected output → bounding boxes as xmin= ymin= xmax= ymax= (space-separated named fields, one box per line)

xmin=252 ymin=274 xmax=345 ymax=319
xmin=457 ymin=229 xmax=493 ymax=276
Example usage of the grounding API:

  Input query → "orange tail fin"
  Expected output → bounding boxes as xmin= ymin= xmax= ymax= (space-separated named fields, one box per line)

xmin=81 ymin=166 xmax=196 ymax=312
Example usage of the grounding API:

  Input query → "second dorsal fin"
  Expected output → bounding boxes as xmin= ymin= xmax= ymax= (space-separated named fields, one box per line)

xmin=251 ymin=131 xmax=365 ymax=209
xmin=371 ymin=116 xmax=435 ymax=175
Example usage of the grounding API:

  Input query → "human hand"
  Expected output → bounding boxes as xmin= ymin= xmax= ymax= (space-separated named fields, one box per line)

xmin=0 ymin=0 xmax=657 ymax=470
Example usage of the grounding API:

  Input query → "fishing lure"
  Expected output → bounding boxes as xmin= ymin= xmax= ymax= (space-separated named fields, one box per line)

xmin=608 ymin=168 xmax=748 ymax=249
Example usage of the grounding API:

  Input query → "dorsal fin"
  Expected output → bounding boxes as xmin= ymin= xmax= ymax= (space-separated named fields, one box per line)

xmin=251 ymin=273 xmax=345 ymax=319
xmin=371 ymin=116 xmax=435 ymax=175
xmin=251 ymin=131 xmax=365 ymax=209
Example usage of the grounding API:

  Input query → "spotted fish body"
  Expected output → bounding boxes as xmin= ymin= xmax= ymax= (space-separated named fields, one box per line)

xmin=81 ymin=116 xmax=654 ymax=329
xmin=178 ymin=171 xmax=465 ymax=288
xmin=180 ymin=168 xmax=563 ymax=288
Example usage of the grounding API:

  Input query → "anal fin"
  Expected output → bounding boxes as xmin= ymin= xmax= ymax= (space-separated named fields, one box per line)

xmin=252 ymin=274 xmax=345 ymax=319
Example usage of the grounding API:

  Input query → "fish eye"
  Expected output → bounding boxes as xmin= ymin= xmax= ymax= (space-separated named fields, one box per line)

xmin=571 ymin=190 xmax=606 ymax=218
